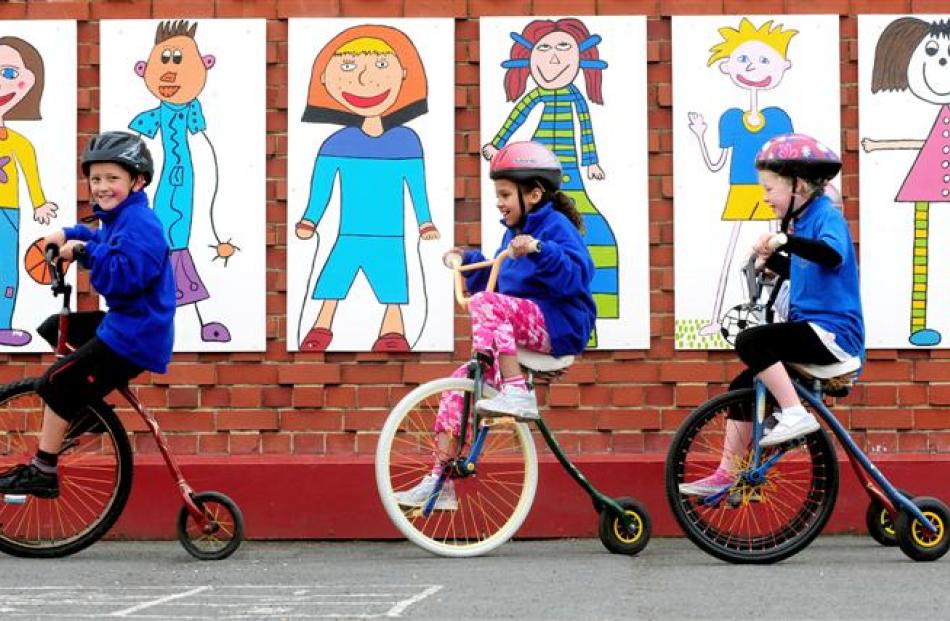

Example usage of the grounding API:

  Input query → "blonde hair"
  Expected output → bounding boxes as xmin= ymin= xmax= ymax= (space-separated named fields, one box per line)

xmin=335 ymin=37 xmax=395 ymax=56
xmin=707 ymin=18 xmax=797 ymax=67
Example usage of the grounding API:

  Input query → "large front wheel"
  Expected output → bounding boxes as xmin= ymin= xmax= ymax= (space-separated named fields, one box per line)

xmin=376 ymin=377 xmax=538 ymax=557
xmin=666 ymin=389 xmax=838 ymax=564
xmin=0 ymin=379 xmax=132 ymax=558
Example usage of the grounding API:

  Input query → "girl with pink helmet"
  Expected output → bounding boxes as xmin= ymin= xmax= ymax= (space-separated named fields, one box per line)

xmin=395 ymin=140 xmax=596 ymax=510
xmin=680 ymin=133 xmax=865 ymax=497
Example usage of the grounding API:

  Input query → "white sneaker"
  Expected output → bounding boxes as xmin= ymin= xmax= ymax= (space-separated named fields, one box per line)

xmin=394 ymin=474 xmax=457 ymax=511
xmin=759 ymin=412 xmax=820 ymax=447
xmin=475 ymin=384 xmax=539 ymax=420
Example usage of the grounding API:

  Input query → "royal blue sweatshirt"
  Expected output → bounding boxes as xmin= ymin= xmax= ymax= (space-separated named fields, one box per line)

xmin=463 ymin=202 xmax=596 ymax=356
xmin=63 ymin=190 xmax=176 ymax=373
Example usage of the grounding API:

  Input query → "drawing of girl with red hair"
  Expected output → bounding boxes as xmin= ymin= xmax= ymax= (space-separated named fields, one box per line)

xmin=482 ymin=18 xmax=614 ymax=347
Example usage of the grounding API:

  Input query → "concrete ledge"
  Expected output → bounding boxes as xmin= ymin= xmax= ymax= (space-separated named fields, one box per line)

xmin=112 ymin=453 xmax=950 ymax=540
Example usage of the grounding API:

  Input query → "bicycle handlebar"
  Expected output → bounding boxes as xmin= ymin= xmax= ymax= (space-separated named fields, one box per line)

xmin=452 ymin=248 xmax=512 ymax=309
xmin=44 ymin=243 xmax=69 ymax=296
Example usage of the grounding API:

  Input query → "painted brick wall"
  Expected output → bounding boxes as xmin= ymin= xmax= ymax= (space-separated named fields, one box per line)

xmin=5 ymin=0 xmax=950 ymax=459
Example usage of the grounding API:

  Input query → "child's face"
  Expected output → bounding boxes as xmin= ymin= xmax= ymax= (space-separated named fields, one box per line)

xmin=494 ymin=178 xmax=542 ymax=227
xmin=758 ymin=169 xmax=795 ymax=218
xmin=719 ymin=40 xmax=791 ymax=92
xmin=88 ymin=162 xmax=144 ymax=211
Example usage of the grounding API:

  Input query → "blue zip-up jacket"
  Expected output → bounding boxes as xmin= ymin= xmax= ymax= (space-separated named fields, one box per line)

xmin=463 ymin=202 xmax=596 ymax=356
xmin=63 ymin=190 xmax=176 ymax=373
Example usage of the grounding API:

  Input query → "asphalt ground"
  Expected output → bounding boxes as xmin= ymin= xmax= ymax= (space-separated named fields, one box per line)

xmin=0 ymin=537 xmax=947 ymax=619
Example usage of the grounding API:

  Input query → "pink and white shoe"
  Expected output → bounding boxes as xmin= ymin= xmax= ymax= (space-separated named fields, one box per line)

xmin=678 ymin=468 xmax=736 ymax=496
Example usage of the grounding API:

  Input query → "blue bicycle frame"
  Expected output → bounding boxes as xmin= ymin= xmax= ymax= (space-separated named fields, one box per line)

xmin=705 ymin=378 xmax=936 ymax=533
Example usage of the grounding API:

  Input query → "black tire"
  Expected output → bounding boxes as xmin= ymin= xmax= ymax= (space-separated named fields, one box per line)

xmin=865 ymin=489 xmax=913 ymax=547
xmin=598 ymin=496 xmax=651 ymax=556
xmin=665 ymin=388 xmax=838 ymax=564
xmin=0 ymin=379 xmax=132 ymax=558
xmin=895 ymin=496 xmax=950 ymax=562
xmin=177 ymin=491 xmax=245 ymax=560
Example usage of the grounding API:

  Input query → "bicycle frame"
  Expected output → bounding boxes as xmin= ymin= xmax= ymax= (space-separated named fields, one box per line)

xmin=714 ymin=377 xmax=937 ymax=533
xmin=420 ymin=352 xmax=634 ymax=531
xmin=46 ymin=246 xmax=208 ymax=526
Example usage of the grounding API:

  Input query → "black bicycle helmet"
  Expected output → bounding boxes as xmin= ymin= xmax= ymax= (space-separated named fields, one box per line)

xmin=81 ymin=131 xmax=154 ymax=186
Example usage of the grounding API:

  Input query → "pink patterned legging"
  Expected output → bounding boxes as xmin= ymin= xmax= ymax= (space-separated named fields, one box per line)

xmin=434 ymin=291 xmax=551 ymax=435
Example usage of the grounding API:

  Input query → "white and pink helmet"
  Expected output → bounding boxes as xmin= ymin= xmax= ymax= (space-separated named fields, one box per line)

xmin=489 ymin=141 xmax=563 ymax=191
xmin=755 ymin=133 xmax=842 ymax=183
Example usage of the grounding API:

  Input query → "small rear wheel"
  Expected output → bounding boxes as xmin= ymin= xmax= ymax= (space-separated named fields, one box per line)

xmin=598 ymin=496 xmax=651 ymax=556
xmin=894 ymin=496 xmax=950 ymax=562
xmin=865 ymin=489 xmax=913 ymax=547
xmin=177 ymin=491 xmax=244 ymax=560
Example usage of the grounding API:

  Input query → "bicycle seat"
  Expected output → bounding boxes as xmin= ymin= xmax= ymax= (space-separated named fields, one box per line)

xmin=516 ymin=348 xmax=574 ymax=376
xmin=787 ymin=356 xmax=860 ymax=380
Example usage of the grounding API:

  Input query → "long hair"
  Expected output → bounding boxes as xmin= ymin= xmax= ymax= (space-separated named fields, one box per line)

xmin=502 ymin=18 xmax=603 ymax=104
xmin=517 ymin=182 xmax=584 ymax=233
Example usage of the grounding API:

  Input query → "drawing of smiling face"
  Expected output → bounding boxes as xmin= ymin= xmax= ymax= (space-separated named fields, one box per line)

xmin=719 ymin=40 xmax=791 ymax=91
xmin=908 ymin=35 xmax=950 ymax=104
xmin=144 ymin=35 xmax=208 ymax=104
xmin=0 ymin=45 xmax=35 ymax=118
xmin=322 ymin=52 xmax=405 ymax=118
xmin=529 ymin=31 xmax=580 ymax=90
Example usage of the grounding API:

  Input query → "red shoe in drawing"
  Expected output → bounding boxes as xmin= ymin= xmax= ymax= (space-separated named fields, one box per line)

xmin=372 ymin=332 xmax=410 ymax=352
xmin=300 ymin=327 xmax=333 ymax=352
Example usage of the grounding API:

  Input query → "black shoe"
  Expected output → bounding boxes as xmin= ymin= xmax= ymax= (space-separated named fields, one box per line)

xmin=0 ymin=464 xmax=59 ymax=499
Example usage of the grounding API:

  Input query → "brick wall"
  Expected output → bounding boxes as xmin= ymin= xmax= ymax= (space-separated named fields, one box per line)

xmin=5 ymin=0 xmax=950 ymax=459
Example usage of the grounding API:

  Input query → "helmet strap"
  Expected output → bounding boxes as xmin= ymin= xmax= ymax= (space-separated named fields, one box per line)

xmin=780 ymin=176 xmax=818 ymax=234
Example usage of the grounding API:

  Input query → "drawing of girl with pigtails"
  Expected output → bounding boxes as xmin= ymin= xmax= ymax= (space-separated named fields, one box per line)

xmin=482 ymin=18 xmax=615 ymax=347
xmin=863 ymin=17 xmax=950 ymax=346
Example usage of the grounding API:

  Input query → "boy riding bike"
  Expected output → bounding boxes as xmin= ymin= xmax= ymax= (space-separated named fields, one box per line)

xmin=0 ymin=131 xmax=175 ymax=498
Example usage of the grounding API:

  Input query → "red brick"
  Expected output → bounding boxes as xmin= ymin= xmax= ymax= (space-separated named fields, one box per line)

xmin=218 ymin=411 xmax=278 ymax=431
xmin=262 ymin=432 xmax=292 ymax=454
xmin=216 ymin=0 xmax=278 ymax=17
xmin=281 ymin=411 xmax=342 ymax=432
xmin=469 ymin=0 xmax=530 ymax=15
xmin=277 ymin=364 xmax=341 ymax=385
xmin=851 ymin=409 xmax=913 ymax=430
xmin=151 ymin=0 xmax=214 ymax=17
xmin=230 ymin=433 xmax=261 ymax=454
xmin=155 ymin=411 xmax=214 ymax=432
xmin=293 ymin=432 xmax=326 ymax=454
xmin=27 ymin=1 xmax=89 ymax=18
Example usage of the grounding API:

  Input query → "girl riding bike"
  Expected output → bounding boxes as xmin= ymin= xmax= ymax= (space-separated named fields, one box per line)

xmin=679 ymin=132 xmax=864 ymax=496
xmin=395 ymin=140 xmax=596 ymax=510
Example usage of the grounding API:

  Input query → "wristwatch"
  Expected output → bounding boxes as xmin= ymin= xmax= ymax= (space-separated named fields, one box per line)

xmin=73 ymin=243 xmax=88 ymax=263
xmin=533 ymin=240 xmax=543 ymax=254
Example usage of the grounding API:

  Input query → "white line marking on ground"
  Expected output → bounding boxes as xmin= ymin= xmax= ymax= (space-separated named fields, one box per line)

xmin=386 ymin=584 xmax=443 ymax=618
xmin=107 ymin=586 xmax=211 ymax=617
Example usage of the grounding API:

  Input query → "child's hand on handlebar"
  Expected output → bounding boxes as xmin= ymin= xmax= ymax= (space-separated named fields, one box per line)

xmin=59 ymin=240 xmax=85 ymax=261
xmin=509 ymin=234 xmax=540 ymax=258
xmin=44 ymin=230 xmax=66 ymax=251
xmin=752 ymin=232 xmax=787 ymax=261
xmin=443 ymin=247 xmax=464 ymax=268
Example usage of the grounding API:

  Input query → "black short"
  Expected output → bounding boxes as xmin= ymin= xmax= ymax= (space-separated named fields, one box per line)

xmin=35 ymin=312 xmax=143 ymax=422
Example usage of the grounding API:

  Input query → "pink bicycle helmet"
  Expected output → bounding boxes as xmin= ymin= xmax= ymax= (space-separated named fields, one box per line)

xmin=489 ymin=141 xmax=562 ymax=191
xmin=755 ymin=133 xmax=841 ymax=184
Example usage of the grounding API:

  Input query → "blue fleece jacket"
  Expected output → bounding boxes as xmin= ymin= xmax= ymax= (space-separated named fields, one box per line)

xmin=63 ymin=190 xmax=176 ymax=373
xmin=463 ymin=202 xmax=596 ymax=356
